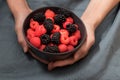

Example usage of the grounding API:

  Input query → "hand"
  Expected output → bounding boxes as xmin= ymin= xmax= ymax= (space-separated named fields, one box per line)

xmin=14 ymin=9 xmax=49 ymax=64
xmin=48 ymin=20 xmax=95 ymax=71
xmin=14 ymin=9 xmax=32 ymax=52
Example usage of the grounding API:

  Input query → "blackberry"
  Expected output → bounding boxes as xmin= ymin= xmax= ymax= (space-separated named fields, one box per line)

xmin=66 ymin=24 xmax=77 ymax=33
xmin=43 ymin=19 xmax=54 ymax=33
xmin=58 ymin=9 xmax=71 ymax=17
xmin=51 ymin=32 xmax=61 ymax=44
xmin=40 ymin=34 xmax=50 ymax=44
xmin=54 ymin=14 xmax=66 ymax=25
xmin=33 ymin=13 xmax=45 ymax=23
xmin=43 ymin=45 xmax=59 ymax=53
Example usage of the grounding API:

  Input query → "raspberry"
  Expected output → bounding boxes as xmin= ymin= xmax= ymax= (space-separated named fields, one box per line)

xmin=45 ymin=9 xmax=55 ymax=18
xmin=51 ymin=24 xmax=60 ymax=33
xmin=69 ymin=36 xmax=78 ymax=46
xmin=60 ymin=35 xmax=70 ymax=45
xmin=43 ymin=19 xmax=54 ymax=33
xmin=51 ymin=32 xmax=61 ymax=44
xmin=60 ymin=29 xmax=69 ymax=36
xmin=66 ymin=24 xmax=77 ymax=33
xmin=67 ymin=45 xmax=74 ymax=51
xmin=63 ymin=21 xmax=71 ymax=29
xmin=30 ymin=37 xmax=41 ymax=48
xmin=35 ymin=25 xmax=47 ymax=37
xmin=30 ymin=20 xmax=39 ymax=30
xmin=39 ymin=44 xmax=46 ymax=51
xmin=40 ymin=34 xmax=51 ymax=44
xmin=43 ymin=45 xmax=59 ymax=53
xmin=73 ymin=30 xmax=81 ymax=39
xmin=58 ymin=44 xmax=68 ymax=52
xmin=32 ymin=13 xmax=45 ymax=23
xmin=54 ymin=14 xmax=66 ymax=25
xmin=66 ymin=17 xmax=73 ymax=23
xmin=27 ymin=28 xmax=35 ymax=40
xmin=57 ymin=8 xmax=71 ymax=17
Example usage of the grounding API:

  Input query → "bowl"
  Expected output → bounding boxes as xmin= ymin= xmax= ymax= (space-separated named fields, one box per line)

xmin=23 ymin=6 xmax=86 ymax=61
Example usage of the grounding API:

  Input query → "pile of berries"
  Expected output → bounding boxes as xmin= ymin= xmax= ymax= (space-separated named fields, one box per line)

xmin=27 ymin=9 xmax=81 ymax=53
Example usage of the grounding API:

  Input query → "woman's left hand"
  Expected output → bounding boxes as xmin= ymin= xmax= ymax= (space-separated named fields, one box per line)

xmin=48 ymin=20 xmax=95 ymax=71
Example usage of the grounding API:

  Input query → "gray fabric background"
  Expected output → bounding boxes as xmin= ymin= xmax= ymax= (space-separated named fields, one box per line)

xmin=0 ymin=0 xmax=120 ymax=80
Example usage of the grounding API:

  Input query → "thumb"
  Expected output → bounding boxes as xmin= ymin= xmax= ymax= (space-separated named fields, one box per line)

xmin=15 ymin=25 xmax=28 ymax=53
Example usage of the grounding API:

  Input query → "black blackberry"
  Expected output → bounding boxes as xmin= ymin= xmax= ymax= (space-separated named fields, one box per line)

xmin=43 ymin=19 xmax=54 ymax=33
xmin=58 ymin=9 xmax=71 ymax=17
xmin=40 ymin=34 xmax=50 ymax=44
xmin=43 ymin=45 xmax=59 ymax=53
xmin=51 ymin=32 xmax=61 ymax=44
xmin=33 ymin=13 xmax=45 ymax=23
xmin=54 ymin=14 xmax=66 ymax=25
xmin=66 ymin=24 xmax=77 ymax=33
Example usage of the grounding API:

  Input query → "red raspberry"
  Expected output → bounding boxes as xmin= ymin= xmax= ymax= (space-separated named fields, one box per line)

xmin=73 ymin=30 xmax=81 ymax=39
xmin=60 ymin=29 xmax=69 ymax=36
xmin=63 ymin=21 xmax=71 ymax=28
xmin=30 ymin=20 xmax=39 ymax=30
xmin=39 ymin=44 xmax=46 ymax=51
xmin=30 ymin=37 xmax=41 ymax=48
xmin=60 ymin=35 xmax=70 ymax=45
xmin=45 ymin=9 xmax=55 ymax=18
xmin=27 ymin=29 xmax=35 ymax=40
xmin=46 ymin=17 xmax=54 ymax=23
xmin=58 ymin=44 xmax=68 ymax=52
xmin=35 ymin=25 xmax=47 ymax=37
xmin=51 ymin=24 xmax=60 ymax=33
xmin=67 ymin=45 xmax=74 ymax=51
xmin=69 ymin=36 xmax=78 ymax=46
xmin=66 ymin=17 xmax=73 ymax=23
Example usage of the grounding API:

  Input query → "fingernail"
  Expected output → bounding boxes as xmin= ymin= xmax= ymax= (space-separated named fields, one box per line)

xmin=23 ymin=47 xmax=27 ymax=53
xmin=48 ymin=62 xmax=53 ymax=71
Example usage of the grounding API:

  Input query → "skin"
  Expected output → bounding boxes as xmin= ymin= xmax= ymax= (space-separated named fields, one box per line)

xmin=7 ymin=0 xmax=120 ymax=71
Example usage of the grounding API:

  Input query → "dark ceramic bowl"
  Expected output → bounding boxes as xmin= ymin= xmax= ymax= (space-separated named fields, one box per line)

xmin=23 ymin=7 xmax=86 ymax=61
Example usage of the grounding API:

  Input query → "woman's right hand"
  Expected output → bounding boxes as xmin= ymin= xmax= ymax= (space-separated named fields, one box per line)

xmin=14 ymin=9 xmax=32 ymax=53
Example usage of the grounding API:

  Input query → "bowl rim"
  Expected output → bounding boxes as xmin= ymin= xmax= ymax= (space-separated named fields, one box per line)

xmin=23 ymin=6 xmax=87 ymax=56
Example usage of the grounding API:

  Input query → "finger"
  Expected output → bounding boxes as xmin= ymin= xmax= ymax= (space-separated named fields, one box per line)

xmin=29 ymin=50 xmax=49 ymax=64
xmin=48 ymin=57 xmax=75 ymax=71
xmin=15 ymin=26 xmax=28 ymax=53
xmin=74 ymin=35 xmax=95 ymax=60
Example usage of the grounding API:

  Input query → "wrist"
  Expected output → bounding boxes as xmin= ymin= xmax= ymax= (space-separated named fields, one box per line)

xmin=80 ymin=13 xmax=102 ymax=31
xmin=14 ymin=8 xmax=32 ymax=20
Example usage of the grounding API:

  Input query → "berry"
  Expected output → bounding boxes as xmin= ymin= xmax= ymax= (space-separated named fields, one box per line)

xmin=51 ymin=32 xmax=61 ymax=44
xmin=54 ymin=14 xmax=66 ymax=25
xmin=35 ymin=25 xmax=47 ymax=37
xmin=32 ymin=13 xmax=45 ymax=23
xmin=30 ymin=37 xmax=41 ymax=48
xmin=43 ymin=19 xmax=54 ymax=32
xmin=60 ymin=29 xmax=69 ymax=36
xmin=51 ymin=24 xmax=60 ymax=33
xmin=66 ymin=17 xmax=73 ymax=23
xmin=40 ymin=34 xmax=51 ymax=44
xmin=66 ymin=24 xmax=77 ymax=33
xmin=57 ymin=8 xmax=71 ymax=17
xmin=39 ymin=44 xmax=46 ymax=51
xmin=43 ymin=45 xmax=59 ymax=53
xmin=45 ymin=9 xmax=55 ymax=18
xmin=60 ymin=35 xmax=70 ymax=44
xmin=67 ymin=45 xmax=74 ymax=51
xmin=46 ymin=17 xmax=54 ymax=23
xmin=58 ymin=44 xmax=68 ymax=52
xmin=69 ymin=36 xmax=78 ymax=46
xmin=63 ymin=21 xmax=71 ymax=28
xmin=30 ymin=20 xmax=39 ymax=30
xmin=73 ymin=30 xmax=81 ymax=39
xmin=27 ymin=29 xmax=35 ymax=40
